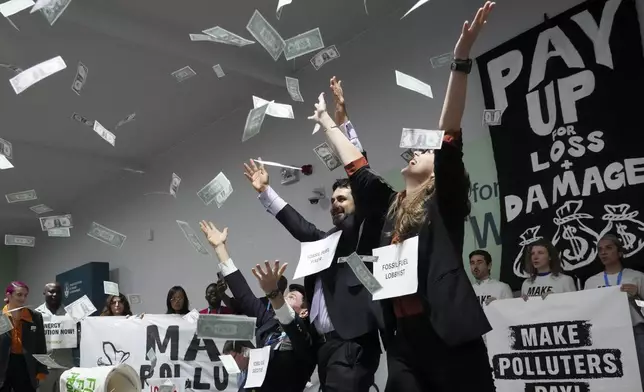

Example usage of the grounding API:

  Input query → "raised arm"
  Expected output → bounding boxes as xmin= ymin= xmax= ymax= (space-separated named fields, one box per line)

xmin=244 ymin=159 xmax=325 ymax=242
xmin=331 ymin=76 xmax=365 ymax=154
xmin=199 ymin=221 xmax=272 ymax=326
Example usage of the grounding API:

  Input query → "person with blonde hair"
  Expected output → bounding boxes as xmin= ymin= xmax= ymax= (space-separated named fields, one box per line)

xmin=307 ymin=3 xmax=496 ymax=390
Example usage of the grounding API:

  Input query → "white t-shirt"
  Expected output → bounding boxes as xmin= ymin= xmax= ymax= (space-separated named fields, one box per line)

xmin=584 ymin=268 xmax=644 ymax=326
xmin=521 ymin=273 xmax=577 ymax=297
xmin=472 ymin=278 xmax=513 ymax=306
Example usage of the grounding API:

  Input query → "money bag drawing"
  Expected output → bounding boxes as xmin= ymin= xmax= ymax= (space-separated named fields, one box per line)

xmin=552 ymin=200 xmax=599 ymax=271
xmin=97 ymin=342 xmax=131 ymax=366
xmin=598 ymin=204 xmax=644 ymax=258
xmin=513 ymin=226 xmax=544 ymax=279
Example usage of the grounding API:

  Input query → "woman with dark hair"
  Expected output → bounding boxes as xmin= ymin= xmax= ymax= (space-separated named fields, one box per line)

xmin=166 ymin=286 xmax=190 ymax=315
xmin=307 ymin=3 xmax=496 ymax=391
xmin=521 ymin=238 xmax=576 ymax=299
xmin=584 ymin=234 xmax=644 ymax=386
xmin=100 ymin=293 xmax=133 ymax=316
xmin=0 ymin=281 xmax=48 ymax=392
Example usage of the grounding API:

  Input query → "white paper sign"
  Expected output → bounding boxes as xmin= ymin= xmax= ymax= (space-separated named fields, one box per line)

xmin=484 ymin=287 xmax=643 ymax=392
xmin=293 ymin=230 xmax=343 ymax=279
xmin=43 ymin=315 xmax=77 ymax=349
xmin=147 ymin=378 xmax=187 ymax=392
xmin=244 ymin=346 xmax=271 ymax=389
xmin=371 ymin=236 xmax=419 ymax=300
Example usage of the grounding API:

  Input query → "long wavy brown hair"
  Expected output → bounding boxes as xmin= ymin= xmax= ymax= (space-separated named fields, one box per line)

xmin=387 ymin=176 xmax=435 ymax=241
xmin=524 ymin=238 xmax=563 ymax=282
xmin=101 ymin=293 xmax=133 ymax=316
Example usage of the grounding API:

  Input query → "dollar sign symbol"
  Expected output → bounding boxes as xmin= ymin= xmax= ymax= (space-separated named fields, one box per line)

xmin=561 ymin=225 xmax=588 ymax=262
xmin=616 ymin=223 xmax=637 ymax=250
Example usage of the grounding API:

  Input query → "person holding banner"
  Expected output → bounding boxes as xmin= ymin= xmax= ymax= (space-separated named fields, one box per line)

xmin=165 ymin=286 xmax=190 ymax=315
xmin=584 ymin=234 xmax=644 ymax=386
xmin=242 ymin=78 xmax=382 ymax=392
xmin=100 ymin=294 xmax=133 ymax=316
xmin=0 ymin=281 xmax=48 ymax=392
xmin=200 ymin=220 xmax=317 ymax=392
xmin=307 ymin=3 xmax=496 ymax=391
xmin=521 ymin=238 xmax=577 ymax=299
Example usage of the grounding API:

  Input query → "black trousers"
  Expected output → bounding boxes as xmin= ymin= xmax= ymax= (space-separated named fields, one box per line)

xmin=0 ymin=354 xmax=37 ymax=392
xmin=385 ymin=315 xmax=495 ymax=392
xmin=316 ymin=331 xmax=380 ymax=392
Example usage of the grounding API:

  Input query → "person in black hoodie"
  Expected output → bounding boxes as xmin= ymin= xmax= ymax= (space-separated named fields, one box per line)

xmin=199 ymin=220 xmax=316 ymax=392
xmin=242 ymin=80 xmax=382 ymax=392
xmin=308 ymin=3 xmax=496 ymax=391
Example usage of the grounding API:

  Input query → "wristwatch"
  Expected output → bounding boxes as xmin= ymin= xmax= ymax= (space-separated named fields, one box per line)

xmin=450 ymin=58 xmax=472 ymax=74
xmin=265 ymin=289 xmax=281 ymax=299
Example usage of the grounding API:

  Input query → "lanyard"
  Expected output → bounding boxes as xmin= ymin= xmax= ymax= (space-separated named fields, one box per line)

xmin=604 ymin=270 xmax=623 ymax=287
xmin=266 ymin=301 xmax=271 ymax=312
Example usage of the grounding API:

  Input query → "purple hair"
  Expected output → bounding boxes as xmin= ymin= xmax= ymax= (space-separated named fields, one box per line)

xmin=6 ymin=281 xmax=29 ymax=296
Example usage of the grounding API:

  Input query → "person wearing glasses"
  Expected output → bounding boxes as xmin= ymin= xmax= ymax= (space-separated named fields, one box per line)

xmin=166 ymin=286 xmax=190 ymax=315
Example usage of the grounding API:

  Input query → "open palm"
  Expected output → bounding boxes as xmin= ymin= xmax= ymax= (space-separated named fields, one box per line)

xmin=454 ymin=1 xmax=495 ymax=59
xmin=199 ymin=220 xmax=228 ymax=247
xmin=243 ymin=159 xmax=269 ymax=193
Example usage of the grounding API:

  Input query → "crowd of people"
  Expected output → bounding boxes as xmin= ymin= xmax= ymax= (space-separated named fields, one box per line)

xmin=1 ymin=1 xmax=643 ymax=391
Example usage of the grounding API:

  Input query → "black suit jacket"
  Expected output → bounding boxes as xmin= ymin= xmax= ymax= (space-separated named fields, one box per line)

xmin=347 ymin=132 xmax=492 ymax=346
xmin=0 ymin=308 xmax=48 ymax=389
xmin=274 ymin=206 xmax=384 ymax=342
xmin=223 ymin=269 xmax=316 ymax=392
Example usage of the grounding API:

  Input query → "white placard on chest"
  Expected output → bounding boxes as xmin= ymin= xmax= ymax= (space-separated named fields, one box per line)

xmin=293 ymin=230 xmax=343 ymax=279
xmin=372 ymin=236 xmax=419 ymax=300
xmin=244 ymin=346 xmax=271 ymax=388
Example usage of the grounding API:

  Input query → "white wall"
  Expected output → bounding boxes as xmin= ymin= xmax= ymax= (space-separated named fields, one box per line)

xmin=18 ymin=0 xmax=640 ymax=388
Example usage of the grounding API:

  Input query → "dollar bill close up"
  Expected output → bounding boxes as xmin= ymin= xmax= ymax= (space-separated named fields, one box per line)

xmin=345 ymin=252 xmax=383 ymax=295
xmin=252 ymin=96 xmax=293 ymax=119
xmin=310 ymin=45 xmax=340 ymax=71
xmin=64 ymin=295 xmax=97 ymax=322
xmin=169 ymin=173 xmax=181 ymax=197
xmin=482 ymin=109 xmax=502 ymax=126
xmin=399 ymin=129 xmax=445 ymax=150
xmin=285 ymin=76 xmax=304 ymax=102
xmin=241 ymin=102 xmax=270 ymax=142
xmin=212 ymin=64 xmax=225 ymax=78
xmin=202 ymin=26 xmax=255 ymax=47
xmin=313 ymin=142 xmax=341 ymax=171
xmin=92 ymin=121 xmax=116 ymax=146
xmin=39 ymin=214 xmax=73 ymax=231
xmin=196 ymin=314 xmax=257 ymax=341
xmin=30 ymin=204 xmax=52 ymax=214
xmin=171 ymin=66 xmax=196 ymax=83
xmin=4 ymin=234 xmax=35 ymax=247
xmin=0 ymin=138 xmax=13 ymax=160
xmin=197 ymin=172 xmax=231 ymax=206
xmin=87 ymin=222 xmax=126 ymax=249
xmin=430 ymin=52 xmax=453 ymax=68
xmin=48 ymin=228 xmax=70 ymax=237
xmin=246 ymin=10 xmax=285 ymax=61
xmin=10 ymin=56 xmax=66 ymax=94
xmin=176 ymin=220 xmax=209 ymax=255
xmin=6 ymin=189 xmax=37 ymax=203
xmin=71 ymin=61 xmax=87 ymax=95
xmin=284 ymin=28 xmax=324 ymax=61
xmin=39 ymin=0 xmax=71 ymax=25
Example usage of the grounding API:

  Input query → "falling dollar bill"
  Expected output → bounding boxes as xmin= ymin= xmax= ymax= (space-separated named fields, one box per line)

xmin=48 ymin=228 xmax=70 ymax=237
xmin=169 ymin=173 xmax=181 ymax=197
xmin=197 ymin=314 xmax=257 ymax=340
xmin=33 ymin=354 xmax=68 ymax=369
xmin=64 ymin=295 xmax=96 ymax=322
xmin=115 ymin=112 xmax=136 ymax=129
xmin=39 ymin=214 xmax=73 ymax=231
xmin=202 ymin=26 xmax=255 ymax=47
xmin=313 ymin=142 xmax=341 ymax=171
xmin=197 ymin=172 xmax=232 ymax=207
xmin=176 ymin=220 xmax=210 ymax=255
xmin=284 ymin=28 xmax=324 ymax=61
xmin=400 ymin=149 xmax=414 ymax=163
xmin=71 ymin=113 xmax=94 ymax=127
xmin=252 ymin=96 xmax=293 ymax=119
xmin=92 ymin=121 xmax=116 ymax=146
xmin=4 ymin=234 xmax=35 ymax=247
xmin=345 ymin=252 xmax=383 ymax=294
xmin=71 ymin=61 xmax=87 ymax=95
xmin=10 ymin=56 xmax=66 ymax=94
xmin=30 ymin=204 xmax=52 ymax=214
xmin=246 ymin=10 xmax=285 ymax=61
xmin=430 ymin=52 xmax=453 ymax=68
xmin=103 ymin=281 xmax=119 ymax=296
xmin=483 ymin=109 xmax=502 ymax=126
xmin=39 ymin=0 xmax=72 ymax=25
xmin=241 ymin=102 xmax=270 ymax=142
xmin=399 ymin=128 xmax=445 ymax=150
xmin=0 ymin=0 xmax=34 ymax=17
xmin=212 ymin=64 xmax=225 ymax=78
xmin=171 ymin=66 xmax=196 ymax=83
xmin=395 ymin=70 xmax=433 ymax=99
xmin=0 ymin=138 xmax=13 ymax=160
xmin=285 ymin=76 xmax=303 ymax=102
xmin=310 ymin=45 xmax=340 ymax=71
xmin=127 ymin=294 xmax=142 ymax=305
xmin=87 ymin=222 xmax=126 ymax=249
xmin=6 ymin=189 xmax=37 ymax=203
xmin=337 ymin=255 xmax=379 ymax=263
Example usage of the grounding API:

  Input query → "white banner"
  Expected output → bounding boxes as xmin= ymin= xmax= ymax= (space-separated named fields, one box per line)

xmin=484 ymin=287 xmax=642 ymax=392
xmin=80 ymin=315 xmax=240 ymax=391
xmin=44 ymin=315 xmax=77 ymax=349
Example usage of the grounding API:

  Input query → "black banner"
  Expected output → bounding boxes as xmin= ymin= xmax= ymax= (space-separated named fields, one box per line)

xmin=476 ymin=0 xmax=644 ymax=289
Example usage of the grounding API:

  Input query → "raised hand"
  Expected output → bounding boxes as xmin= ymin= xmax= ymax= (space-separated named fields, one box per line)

xmin=199 ymin=220 xmax=228 ymax=248
xmin=454 ymin=1 xmax=495 ymax=59
xmin=307 ymin=92 xmax=328 ymax=123
xmin=251 ymin=261 xmax=288 ymax=294
xmin=243 ymin=158 xmax=269 ymax=193
xmin=330 ymin=76 xmax=347 ymax=125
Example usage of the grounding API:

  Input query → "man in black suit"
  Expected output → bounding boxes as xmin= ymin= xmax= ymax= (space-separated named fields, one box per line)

xmin=199 ymin=220 xmax=316 ymax=392
xmin=242 ymin=82 xmax=381 ymax=392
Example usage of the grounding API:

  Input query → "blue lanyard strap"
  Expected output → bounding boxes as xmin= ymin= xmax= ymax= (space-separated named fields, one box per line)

xmin=604 ymin=270 xmax=623 ymax=287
